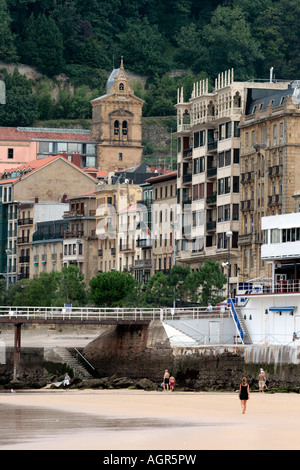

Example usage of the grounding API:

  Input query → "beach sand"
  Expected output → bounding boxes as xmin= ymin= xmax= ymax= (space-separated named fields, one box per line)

xmin=0 ymin=389 xmax=300 ymax=450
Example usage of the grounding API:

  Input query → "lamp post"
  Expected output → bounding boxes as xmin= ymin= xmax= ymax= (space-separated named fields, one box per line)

xmin=178 ymin=280 xmax=184 ymax=307
xmin=226 ymin=230 xmax=233 ymax=299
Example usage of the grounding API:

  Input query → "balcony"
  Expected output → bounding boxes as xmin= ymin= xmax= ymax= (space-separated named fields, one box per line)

xmin=119 ymin=244 xmax=135 ymax=252
xmin=268 ymin=194 xmax=282 ymax=206
xmin=134 ymin=259 xmax=152 ymax=268
xmin=182 ymin=197 xmax=192 ymax=206
xmin=182 ymin=148 xmax=192 ymax=159
xmin=241 ymin=200 xmax=254 ymax=211
xmin=241 ymin=172 xmax=254 ymax=183
xmin=17 ymin=236 xmax=29 ymax=244
xmin=206 ymin=220 xmax=216 ymax=231
xmin=207 ymin=167 xmax=217 ymax=179
xmin=268 ymin=165 xmax=283 ymax=178
xmin=206 ymin=194 xmax=217 ymax=205
xmin=63 ymin=210 xmax=96 ymax=219
xmin=136 ymin=238 xmax=152 ymax=248
xmin=207 ymin=140 xmax=218 ymax=152
xmin=238 ymin=233 xmax=253 ymax=246
xmin=18 ymin=218 xmax=33 ymax=226
xmin=19 ymin=256 xmax=30 ymax=263
xmin=182 ymin=173 xmax=192 ymax=184
xmin=64 ymin=230 xmax=84 ymax=239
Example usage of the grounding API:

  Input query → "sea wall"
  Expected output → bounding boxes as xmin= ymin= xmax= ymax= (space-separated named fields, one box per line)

xmin=2 ymin=321 xmax=300 ymax=389
xmin=82 ymin=321 xmax=300 ymax=390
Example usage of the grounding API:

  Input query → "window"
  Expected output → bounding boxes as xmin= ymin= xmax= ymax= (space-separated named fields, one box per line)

xmin=199 ymin=157 xmax=204 ymax=173
xmin=8 ymin=148 xmax=14 ymax=159
xmin=234 ymin=121 xmax=240 ymax=137
xmin=114 ymin=120 xmax=119 ymax=135
xmin=233 ymin=176 xmax=239 ymax=193
xmin=118 ymin=153 xmax=122 ymax=161
xmin=225 ymin=150 xmax=231 ymax=166
xmin=194 ymin=132 xmax=199 ymax=148
xmin=119 ymin=83 xmax=124 ymax=90
xmin=232 ymin=204 xmax=239 ymax=221
xmin=218 ymin=152 xmax=224 ymax=168
xmin=122 ymin=121 xmax=127 ymax=135
xmin=233 ymin=148 xmax=240 ymax=164
xmin=273 ymin=124 xmax=277 ymax=144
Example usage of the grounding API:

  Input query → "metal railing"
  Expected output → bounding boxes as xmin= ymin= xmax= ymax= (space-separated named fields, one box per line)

xmin=0 ymin=305 xmax=231 ymax=322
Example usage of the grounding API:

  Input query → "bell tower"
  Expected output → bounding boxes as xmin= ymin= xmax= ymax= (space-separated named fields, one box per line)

xmin=91 ymin=58 xmax=144 ymax=172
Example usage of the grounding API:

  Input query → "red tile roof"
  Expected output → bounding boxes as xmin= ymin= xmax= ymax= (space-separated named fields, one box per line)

xmin=0 ymin=155 xmax=96 ymax=181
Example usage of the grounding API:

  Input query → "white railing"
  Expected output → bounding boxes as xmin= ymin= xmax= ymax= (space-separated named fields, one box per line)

xmin=0 ymin=306 xmax=231 ymax=322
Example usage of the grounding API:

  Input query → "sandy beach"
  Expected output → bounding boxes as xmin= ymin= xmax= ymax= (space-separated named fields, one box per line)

xmin=0 ymin=389 xmax=300 ymax=451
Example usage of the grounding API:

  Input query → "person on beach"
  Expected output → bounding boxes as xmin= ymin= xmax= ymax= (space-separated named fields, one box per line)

xmin=63 ymin=372 xmax=71 ymax=391
xmin=258 ymin=368 xmax=266 ymax=393
xmin=239 ymin=377 xmax=250 ymax=414
xmin=163 ymin=369 xmax=170 ymax=391
xmin=169 ymin=375 xmax=175 ymax=391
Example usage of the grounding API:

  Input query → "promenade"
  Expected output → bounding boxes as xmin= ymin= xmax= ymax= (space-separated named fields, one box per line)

xmin=0 ymin=389 xmax=299 ymax=450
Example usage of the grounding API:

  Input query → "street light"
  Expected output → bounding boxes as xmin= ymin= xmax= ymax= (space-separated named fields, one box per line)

xmin=178 ymin=280 xmax=184 ymax=307
xmin=226 ymin=230 xmax=233 ymax=299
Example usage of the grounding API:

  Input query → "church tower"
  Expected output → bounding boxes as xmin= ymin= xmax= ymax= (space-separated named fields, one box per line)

xmin=91 ymin=58 xmax=144 ymax=172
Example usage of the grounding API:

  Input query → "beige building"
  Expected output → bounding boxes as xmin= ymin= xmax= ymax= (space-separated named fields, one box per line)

xmin=0 ymin=155 xmax=96 ymax=284
xmin=91 ymin=58 xmax=144 ymax=172
xmin=175 ymin=69 xmax=291 ymax=296
xmin=146 ymin=171 xmax=178 ymax=275
xmin=238 ymin=82 xmax=300 ymax=283
xmin=95 ymin=181 xmax=142 ymax=273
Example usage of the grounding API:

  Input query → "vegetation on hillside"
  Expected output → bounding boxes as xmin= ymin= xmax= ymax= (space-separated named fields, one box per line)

xmin=0 ymin=0 xmax=298 ymax=127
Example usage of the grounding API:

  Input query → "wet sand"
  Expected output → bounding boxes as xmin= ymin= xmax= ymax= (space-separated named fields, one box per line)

xmin=0 ymin=389 xmax=300 ymax=450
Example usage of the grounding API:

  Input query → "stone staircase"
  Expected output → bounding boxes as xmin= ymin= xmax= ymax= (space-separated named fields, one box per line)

xmin=54 ymin=347 xmax=94 ymax=379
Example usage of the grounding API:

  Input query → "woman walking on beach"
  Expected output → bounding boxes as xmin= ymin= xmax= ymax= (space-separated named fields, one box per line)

xmin=239 ymin=377 xmax=250 ymax=414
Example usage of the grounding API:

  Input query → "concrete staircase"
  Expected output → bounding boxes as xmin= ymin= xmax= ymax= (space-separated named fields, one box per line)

xmin=54 ymin=347 xmax=94 ymax=379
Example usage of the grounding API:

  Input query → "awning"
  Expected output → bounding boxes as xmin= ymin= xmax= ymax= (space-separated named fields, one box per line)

xmin=268 ymin=306 xmax=296 ymax=312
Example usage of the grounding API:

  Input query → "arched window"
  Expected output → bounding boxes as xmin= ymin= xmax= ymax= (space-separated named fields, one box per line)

xmin=122 ymin=121 xmax=128 ymax=136
xmin=114 ymin=120 xmax=119 ymax=135
xmin=119 ymin=83 xmax=124 ymax=91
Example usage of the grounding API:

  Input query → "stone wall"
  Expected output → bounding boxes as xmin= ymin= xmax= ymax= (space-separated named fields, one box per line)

xmin=2 ymin=321 xmax=300 ymax=390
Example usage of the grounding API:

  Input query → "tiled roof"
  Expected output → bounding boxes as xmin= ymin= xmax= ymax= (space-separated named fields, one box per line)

xmin=0 ymin=155 xmax=96 ymax=181
xmin=0 ymin=127 xmax=96 ymax=142
xmin=146 ymin=170 xmax=177 ymax=184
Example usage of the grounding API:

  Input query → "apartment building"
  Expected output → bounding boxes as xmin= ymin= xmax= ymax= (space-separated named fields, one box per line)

xmin=62 ymin=191 xmax=98 ymax=285
xmin=0 ymin=155 xmax=96 ymax=285
xmin=238 ymin=82 xmax=300 ymax=282
xmin=146 ymin=171 xmax=177 ymax=276
xmin=134 ymin=181 xmax=153 ymax=284
xmin=175 ymin=69 xmax=291 ymax=296
xmin=31 ymin=217 xmax=68 ymax=278
xmin=95 ymin=182 xmax=142 ymax=273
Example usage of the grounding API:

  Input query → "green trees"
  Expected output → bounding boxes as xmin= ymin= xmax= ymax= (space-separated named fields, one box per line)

xmin=0 ymin=67 xmax=38 ymax=126
xmin=2 ymin=259 xmax=226 ymax=308
xmin=89 ymin=270 xmax=136 ymax=307
xmin=0 ymin=0 xmax=18 ymax=62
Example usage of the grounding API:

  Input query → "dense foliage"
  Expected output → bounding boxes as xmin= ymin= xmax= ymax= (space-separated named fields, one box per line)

xmin=1 ymin=261 xmax=226 ymax=308
xmin=0 ymin=0 xmax=298 ymax=124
